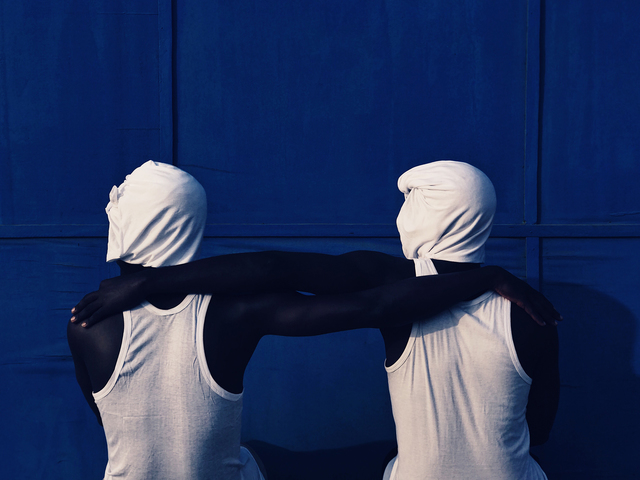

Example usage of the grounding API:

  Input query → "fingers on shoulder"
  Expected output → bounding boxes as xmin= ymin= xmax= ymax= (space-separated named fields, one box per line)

xmin=511 ymin=302 xmax=558 ymax=348
xmin=73 ymin=291 xmax=99 ymax=312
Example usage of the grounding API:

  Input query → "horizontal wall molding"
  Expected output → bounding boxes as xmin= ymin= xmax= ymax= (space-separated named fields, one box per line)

xmin=2 ymin=224 xmax=640 ymax=239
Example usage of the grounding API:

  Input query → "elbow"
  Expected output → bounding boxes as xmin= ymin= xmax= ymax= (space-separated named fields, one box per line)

xmin=529 ymin=431 xmax=549 ymax=447
xmin=527 ymin=418 xmax=553 ymax=447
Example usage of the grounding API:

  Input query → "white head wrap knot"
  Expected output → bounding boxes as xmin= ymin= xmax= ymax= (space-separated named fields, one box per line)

xmin=106 ymin=161 xmax=207 ymax=268
xmin=396 ymin=161 xmax=496 ymax=263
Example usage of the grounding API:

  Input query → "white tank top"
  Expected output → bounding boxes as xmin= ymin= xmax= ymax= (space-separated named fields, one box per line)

xmin=93 ymin=294 xmax=263 ymax=480
xmin=385 ymin=259 xmax=547 ymax=480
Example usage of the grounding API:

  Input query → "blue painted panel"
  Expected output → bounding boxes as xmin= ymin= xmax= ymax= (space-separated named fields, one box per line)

xmin=0 ymin=238 xmax=116 ymax=480
xmin=539 ymin=238 xmax=640 ymax=478
xmin=540 ymin=1 xmax=640 ymax=224
xmin=0 ymin=1 xmax=169 ymax=226
xmin=176 ymin=0 xmax=529 ymax=227
xmin=0 ymin=239 xmax=114 ymax=358
xmin=2 ymin=363 xmax=107 ymax=480
xmin=244 ymin=329 xmax=394 ymax=449
xmin=2 ymin=0 xmax=638 ymax=478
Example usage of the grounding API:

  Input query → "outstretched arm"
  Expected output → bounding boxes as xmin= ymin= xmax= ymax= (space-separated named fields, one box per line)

xmin=145 ymin=250 xmax=413 ymax=294
xmin=72 ymin=251 xmax=561 ymax=328
xmin=72 ymin=250 xmax=413 ymax=326
xmin=217 ymin=266 xmax=560 ymax=337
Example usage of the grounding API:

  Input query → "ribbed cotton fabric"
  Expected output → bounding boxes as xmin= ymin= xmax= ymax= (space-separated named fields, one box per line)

xmin=94 ymin=294 xmax=264 ymax=480
xmin=384 ymin=259 xmax=547 ymax=480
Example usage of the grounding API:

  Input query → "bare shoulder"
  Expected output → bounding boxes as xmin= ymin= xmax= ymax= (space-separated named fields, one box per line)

xmin=67 ymin=317 xmax=95 ymax=352
xmin=67 ymin=312 xmax=125 ymax=394
xmin=67 ymin=313 xmax=124 ymax=357
xmin=510 ymin=303 xmax=559 ymax=379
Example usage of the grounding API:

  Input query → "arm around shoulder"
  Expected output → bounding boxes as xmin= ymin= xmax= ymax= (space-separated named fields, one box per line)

xmin=67 ymin=321 xmax=103 ymax=425
xmin=511 ymin=304 xmax=560 ymax=446
xmin=244 ymin=267 xmax=526 ymax=337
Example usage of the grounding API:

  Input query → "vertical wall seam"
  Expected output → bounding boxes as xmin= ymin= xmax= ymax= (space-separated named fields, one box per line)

xmin=171 ymin=0 xmax=178 ymax=165
xmin=524 ymin=0 xmax=542 ymax=287
xmin=524 ymin=0 xmax=541 ymax=226
xmin=537 ymin=0 xmax=546 ymax=225
xmin=158 ymin=0 xmax=174 ymax=164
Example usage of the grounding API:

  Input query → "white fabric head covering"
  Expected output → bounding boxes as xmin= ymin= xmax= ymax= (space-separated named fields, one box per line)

xmin=106 ymin=161 xmax=207 ymax=268
xmin=396 ymin=161 xmax=496 ymax=263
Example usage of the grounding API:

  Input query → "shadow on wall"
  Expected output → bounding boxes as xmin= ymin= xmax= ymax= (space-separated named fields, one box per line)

xmin=536 ymin=283 xmax=640 ymax=480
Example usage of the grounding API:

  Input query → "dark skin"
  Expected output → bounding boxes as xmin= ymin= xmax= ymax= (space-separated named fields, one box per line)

xmin=511 ymin=300 xmax=560 ymax=446
xmin=68 ymin=250 xmax=560 ymax=442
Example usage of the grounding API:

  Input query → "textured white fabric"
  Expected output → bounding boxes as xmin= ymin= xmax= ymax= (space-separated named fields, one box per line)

xmin=396 ymin=161 xmax=496 ymax=262
xmin=384 ymin=258 xmax=547 ymax=480
xmin=106 ymin=160 xmax=207 ymax=268
xmin=94 ymin=294 xmax=264 ymax=480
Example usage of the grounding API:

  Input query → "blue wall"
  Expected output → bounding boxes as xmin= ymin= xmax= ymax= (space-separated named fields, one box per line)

xmin=1 ymin=1 xmax=638 ymax=478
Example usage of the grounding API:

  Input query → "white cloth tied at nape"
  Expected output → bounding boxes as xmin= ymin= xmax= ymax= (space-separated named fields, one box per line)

xmin=396 ymin=161 xmax=496 ymax=263
xmin=106 ymin=160 xmax=207 ymax=268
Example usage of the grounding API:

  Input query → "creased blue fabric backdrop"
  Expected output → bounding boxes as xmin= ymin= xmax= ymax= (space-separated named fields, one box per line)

xmin=1 ymin=1 xmax=639 ymax=478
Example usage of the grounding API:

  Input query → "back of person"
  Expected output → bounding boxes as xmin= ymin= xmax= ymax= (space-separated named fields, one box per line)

xmin=385 ymin=260 xmax=546 ymax=480
xmin=95 ymin=294 xmax=256 ymax=480
xmin=69 ymin=161 xmax=264 ymax=479
xmin=383 ymin=161 xmax=556 ymax=479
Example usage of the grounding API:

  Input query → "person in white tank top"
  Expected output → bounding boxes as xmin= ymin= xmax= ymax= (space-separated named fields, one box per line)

xmin=69 ymin=161 xmax=561 ymax=479
xmin=381 ymin=162 xmax=560 ymax=479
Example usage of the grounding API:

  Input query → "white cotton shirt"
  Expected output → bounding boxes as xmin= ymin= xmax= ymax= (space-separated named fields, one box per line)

xmin=93 ymin=294 xmax=264 ymax=480
xmin=384 ymin=259 xmax=547 ymax=480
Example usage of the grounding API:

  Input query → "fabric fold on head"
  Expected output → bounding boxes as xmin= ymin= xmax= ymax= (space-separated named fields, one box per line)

xmin=396 ymin=161 xmax=496 ymax=263
xmin=106 ymin=160 xmax=207 ymax=268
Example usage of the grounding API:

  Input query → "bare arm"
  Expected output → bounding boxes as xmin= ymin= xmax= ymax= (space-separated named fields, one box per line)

xmin=67 ymin=321 xmax=102 ymax=425
xmin=72 ymin=250 xmax=561 ymax=328
xmin=511 ymin=304 xmax=560 ymax=446
xmin=242 ymin=266 xmax=555 ymax=337
xmin=71 ymin=250 xmax=413 ymax=326
xmin=144 ymin=250 xmax=414 ymax=294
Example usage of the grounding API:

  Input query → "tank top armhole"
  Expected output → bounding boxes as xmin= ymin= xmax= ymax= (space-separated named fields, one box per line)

xmin=504 ymin=300 xmax=533 ymax=385
xmin=93 ymin=311 xmax=132 ymax=401
xmin=385 ymin=258 xmax=437 ymax=372
xmin=195 ymin=295 xmax=243 ymax=402
xmin=385 ymin=322 xmax=419 ymax=373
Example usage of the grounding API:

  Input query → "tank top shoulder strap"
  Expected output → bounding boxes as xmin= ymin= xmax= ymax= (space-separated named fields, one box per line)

xmin=93 ymin=310 xmax=132 ymax=401
xmin=385 ymin=258 xmax=437 ymax=372
xmin=501 ymin=298 xmax=532 ymax=384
